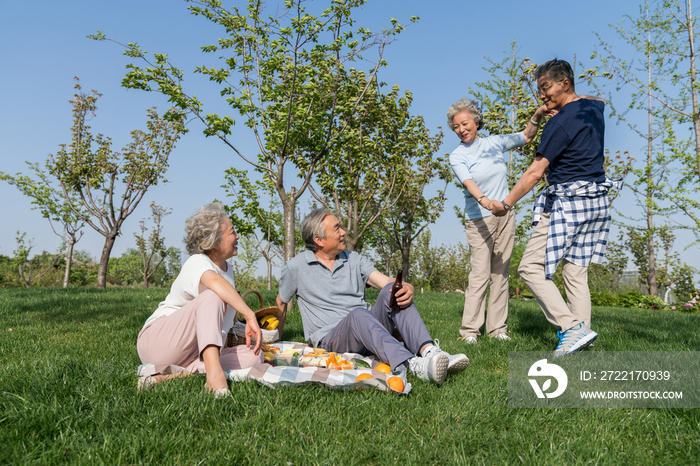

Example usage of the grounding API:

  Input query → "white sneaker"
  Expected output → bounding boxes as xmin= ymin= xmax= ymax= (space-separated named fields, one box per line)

xmin=409 ymin=350 xmax=448 ymax=385
xmin=553 ymin=323 xmax=597 ymax=358
xmin=461 ymin=336 xmax=478 ymax=344
xmin=493 ymin=333 xmax=511 ymax=341
xmin=425 ymin=340 xmax=469 ymax=375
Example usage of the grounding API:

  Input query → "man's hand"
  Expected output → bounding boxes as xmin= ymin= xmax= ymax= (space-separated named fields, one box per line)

xmin=490 ymin=200 xmax=508 ymax=217
xmin=394 ymin=282 xmax=415 ymax=308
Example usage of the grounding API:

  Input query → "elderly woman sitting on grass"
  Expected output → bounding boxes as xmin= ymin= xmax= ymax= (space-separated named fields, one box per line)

xmin=136 ymin=202 xmax=264 ymax=396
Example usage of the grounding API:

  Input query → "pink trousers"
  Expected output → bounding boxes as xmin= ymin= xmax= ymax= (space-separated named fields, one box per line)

xmin=137 ymin=289 xmax=263 ymax=374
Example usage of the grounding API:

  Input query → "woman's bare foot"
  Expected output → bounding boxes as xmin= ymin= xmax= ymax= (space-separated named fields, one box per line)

xmin=138 ymin=371 xmax=190 ymax=391
xmin=204 ymin=369 xmax=228 ymax=392
xmin=202 ymin=344 xmax=228 ymax=391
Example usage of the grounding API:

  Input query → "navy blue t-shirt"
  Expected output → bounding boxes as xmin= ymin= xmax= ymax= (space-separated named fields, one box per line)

xmin=537 ymin=98 xmax=606 ymax=211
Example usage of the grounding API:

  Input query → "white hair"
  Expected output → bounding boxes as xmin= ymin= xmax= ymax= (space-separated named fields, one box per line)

xmin=184 ymin=202 xmax=228 ymax=255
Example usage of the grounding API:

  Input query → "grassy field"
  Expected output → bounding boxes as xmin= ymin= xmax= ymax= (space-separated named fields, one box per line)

xmin=1 ymin=287 xmax=699 ymax=465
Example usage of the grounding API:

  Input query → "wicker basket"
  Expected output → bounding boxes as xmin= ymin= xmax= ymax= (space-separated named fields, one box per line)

xmin=226 ymin=290 xmax=281 ymax=347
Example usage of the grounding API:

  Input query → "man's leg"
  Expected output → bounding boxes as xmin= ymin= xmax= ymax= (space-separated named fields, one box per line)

xmin=518 ymin=213 xmax=578 ymax=332
xmin=485 ymin=210 xmax=516 ymax=337
xmin=373 ymin=284 xmax=469 ymax=375
xmin=371 ymin=283 xmax=433 ymax=356
xmin=320 ymin=306 xmax=415 ymax=371
xmin=562 ymin=259 xmax=591 ymax=327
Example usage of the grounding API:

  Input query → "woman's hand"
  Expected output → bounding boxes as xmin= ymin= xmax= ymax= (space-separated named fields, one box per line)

xmin=244 ymin=316 xmax=262 ymax=355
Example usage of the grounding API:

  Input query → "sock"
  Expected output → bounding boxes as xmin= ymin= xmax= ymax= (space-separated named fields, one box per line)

xmin=421 ymin=344 xmax=436 ymax=357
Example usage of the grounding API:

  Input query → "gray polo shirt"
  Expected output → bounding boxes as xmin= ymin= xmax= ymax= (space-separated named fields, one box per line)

xmin=279 ymin=249 xmax=377 ymax=346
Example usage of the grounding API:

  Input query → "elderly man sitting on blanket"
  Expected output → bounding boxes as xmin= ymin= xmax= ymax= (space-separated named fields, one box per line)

xmin=275 ymin=208 xmax=469 ymax=385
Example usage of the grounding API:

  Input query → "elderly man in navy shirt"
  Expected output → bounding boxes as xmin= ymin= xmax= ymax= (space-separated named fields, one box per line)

xmin=492 ymin=58 xmax=621 ymax=357
xmin=275 ymin=208 xmax=469 ymax=385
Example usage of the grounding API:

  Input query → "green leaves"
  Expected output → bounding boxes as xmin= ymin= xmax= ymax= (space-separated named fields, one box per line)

xmin=98 ymin=0 xmax=414 ymax=261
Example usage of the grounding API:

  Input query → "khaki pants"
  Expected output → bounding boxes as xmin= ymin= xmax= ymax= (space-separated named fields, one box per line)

xmin=518 ymin=213 xmax=590 ymax=332
xmin=137 ymin=289 xmax=263 ymax=374
xmin=460 ymin=210 xmax=515 ymax=339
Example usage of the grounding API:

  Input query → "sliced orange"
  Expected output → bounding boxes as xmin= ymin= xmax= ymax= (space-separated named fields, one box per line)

xmin=374 ymin=363 xmax=391 ymax=373
xmin=387 ymin=376 xmax=405 ymax=393
xmin=355 ymin=373 xmax=374 ymax=382
xmin=327 ymin=356 xmax=354 ymax=370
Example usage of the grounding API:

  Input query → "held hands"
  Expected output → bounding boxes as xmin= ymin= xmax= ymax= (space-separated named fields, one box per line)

xmin=490 ymin=200 xmax=508 ymax=217
xmin=244 ymin=316 xmax=262 ymax=355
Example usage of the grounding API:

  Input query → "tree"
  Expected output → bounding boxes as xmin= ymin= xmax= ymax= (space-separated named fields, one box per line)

xmin=93 ymin=0 xmax=414 ymax=263
xmin=1 ymin=163 xmax=86 ymax=288
xmin=230 ymin=235 xmax=263 ymax=291
xmin=367 ymin=124 xmax=450 ymax=280
xmin=588 ymin=233 xmax=629 ymax=293
xmin=587 ymin=1 xmax=684 ymax=297
xmin=107 ymin=247 xmax=181 ymax=287
xmin=309 ymin=78 xmax=415 ymax=251
xmin=13 ymin=233 xmax=62 ymax=287
xmin=408 ymin=230 xmax=471 ymax=293
xmin=45 ymin=79 xmax=185 ymax=288
xmin=134 ymin=202 xmax=172 ymax=289
xmin=221 ymin=168 xmax=284 ymax=290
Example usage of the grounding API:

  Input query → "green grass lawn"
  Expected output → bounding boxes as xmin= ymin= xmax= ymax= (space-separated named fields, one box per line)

xmin=1 ymin=287 xmax=699 ymax=465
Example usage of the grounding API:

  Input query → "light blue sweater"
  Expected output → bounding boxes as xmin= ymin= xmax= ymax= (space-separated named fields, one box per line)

xmin=449 ymin=132 xmax=526 ymax=220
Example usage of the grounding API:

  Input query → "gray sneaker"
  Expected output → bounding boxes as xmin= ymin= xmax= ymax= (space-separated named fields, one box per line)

xmin=553 ymin=323 xmax=597 ymax=358
xmin=426 ymin=340 xmax=469 ymax=374
xmin=409 ymin=351 xmax=448 ymax=385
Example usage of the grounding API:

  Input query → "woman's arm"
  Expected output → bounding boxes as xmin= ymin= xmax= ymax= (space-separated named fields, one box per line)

xmin=523 ymin=105 xmax=552 ymax=143
xmin=200 ymin=270 xmax=262 ymax=354
xmin=462 ymin=179 xmax=492 ymax=212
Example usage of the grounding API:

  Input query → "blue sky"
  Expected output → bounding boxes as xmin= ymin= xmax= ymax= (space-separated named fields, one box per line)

xmin=1 ymin=0 xmax=696 ymax=280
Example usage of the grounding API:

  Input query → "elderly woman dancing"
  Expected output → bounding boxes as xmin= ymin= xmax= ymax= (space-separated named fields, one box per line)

xmin=136 ymin=202 xmax=264 ymax=396
xmin=447 ymin=98 xmax=547 ymax=344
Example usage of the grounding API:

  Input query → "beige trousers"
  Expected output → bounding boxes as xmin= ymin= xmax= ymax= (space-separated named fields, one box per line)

xmin=518 ymin=213 xmax=591 ymax=332
xmin=137 ymin=289 xmax=263 ymax=374
xmin=460 ymin=210 xmax=515 ymax=339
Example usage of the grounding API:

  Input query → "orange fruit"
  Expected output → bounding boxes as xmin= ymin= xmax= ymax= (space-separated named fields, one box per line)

xmin=387 ymin=376 xmax=404 ymax=393
xmin=355 ymin=373 xmax=374 ymax=382
xmin=374 ymin=363 xmax=391 ymax=373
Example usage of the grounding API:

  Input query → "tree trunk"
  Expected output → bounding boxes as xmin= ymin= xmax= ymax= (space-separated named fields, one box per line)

xmin=97 ymin=233 xmax=117 ymax=289
xmin=401 ymin=241 xmax=411 ymax=282
xmin=646 ymin=30 xmax=658 ymax=297
xmin=62 ymin=239 xmax=75 ymax=288
xmin=266 ymin=256 xmax=272 ymax=291
xmin=282 ymin=196 xmax=296 ymax=263
xmin=686 ymin=0 xmax=700 ymax=181
xmin=143 ymin=275 xmax=149 ymax=289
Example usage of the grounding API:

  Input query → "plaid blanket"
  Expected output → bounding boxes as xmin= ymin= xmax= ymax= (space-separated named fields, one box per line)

xmin=532 ymin=179 xmax=623 ymax=279
xmin=136 ymin=341 xmax=411 ymax=395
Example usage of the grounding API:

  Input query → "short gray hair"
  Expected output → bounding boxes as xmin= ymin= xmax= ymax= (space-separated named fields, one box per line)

xmin=301 ymin=208 xmax=332 ymax=252
xmin=446 ymin=98 xmax=484 ymax=131
xmin=534 ymin=58 xmax=575 ymax=92
xmin=184 ymin=202 xmax=228 ymax=255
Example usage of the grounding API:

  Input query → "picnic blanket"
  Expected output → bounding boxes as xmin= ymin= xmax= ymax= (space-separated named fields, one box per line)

xmin=136 ymin=341 xmax=411 ymax=395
